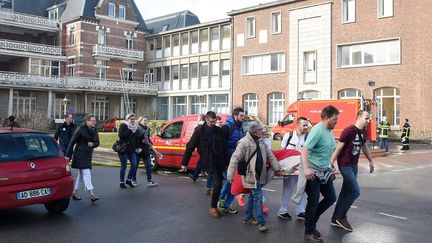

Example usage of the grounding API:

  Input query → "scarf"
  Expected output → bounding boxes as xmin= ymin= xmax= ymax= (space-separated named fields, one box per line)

xmin=127 ymin=121 xmax=138 ymax=133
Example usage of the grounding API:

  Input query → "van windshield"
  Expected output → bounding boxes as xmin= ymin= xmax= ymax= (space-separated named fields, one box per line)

xmin=0 ymin=133 xmax=60 ymax=163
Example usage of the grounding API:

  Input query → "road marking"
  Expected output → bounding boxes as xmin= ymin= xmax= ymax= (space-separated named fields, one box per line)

xmin=373 ymin=161 xmax=393 ymax=168
xmin=350 ymin=205 xmax=357 ymax=208
xmin=262 ymin=188 xmax=276 ymax=192
xmin=379 ymin=212 xmax=407 ymax=220
xmin=179 ymin=176 xmax=190 ymax=179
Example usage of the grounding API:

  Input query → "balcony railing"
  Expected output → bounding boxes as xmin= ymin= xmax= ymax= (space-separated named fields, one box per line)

xmin=0 ymin=39 xmax=62 ymax=56
xmin=0 ymin=71 xmax=158 ymax=94
xmin=0 ymin=10 xmax=58 ymax=31
xmin=92 ymin=45 xmax=144 ymax=61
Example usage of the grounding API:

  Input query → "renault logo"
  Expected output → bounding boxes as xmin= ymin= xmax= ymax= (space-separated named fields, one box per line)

xmin=29 ymin=162 xmax=36 ymax=169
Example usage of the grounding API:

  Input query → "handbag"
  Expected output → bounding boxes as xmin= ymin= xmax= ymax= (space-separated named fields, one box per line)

xmin=237 ymin=147 xmax=258 ymax=176
xmin=112 ymin=140 xmax=128 ymax=153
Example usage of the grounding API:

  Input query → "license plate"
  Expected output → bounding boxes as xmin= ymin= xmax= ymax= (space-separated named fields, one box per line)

xmin=16 ymin=188 xmax=51 ymax=200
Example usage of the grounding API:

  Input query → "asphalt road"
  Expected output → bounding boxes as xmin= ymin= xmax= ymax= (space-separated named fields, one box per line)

xmin=1 ymin=149 xmax=431 ymax=243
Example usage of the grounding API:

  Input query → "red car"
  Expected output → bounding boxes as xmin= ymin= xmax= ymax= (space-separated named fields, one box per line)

xmin=0 ymin=127 xmax=74 ymax=213
xmin=101 ymin=117 xmax=123 ymax=132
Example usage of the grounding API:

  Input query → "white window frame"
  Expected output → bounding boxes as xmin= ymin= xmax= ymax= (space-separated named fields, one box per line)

xmin=98 ymin=29 xmax=106 ymax=45
xmin=303 ymin=51 xmax=317 ymax=84
xmin=338 ymin=89 xmax=362 ymax=99
xmin=242 ymin=52 xmax=285 ymax=75
xmin=108 ymin=2 xmax=116 ymax=17
xmin=270 ymin=11 xmax=281 ymax=34
xmin=243 ymin=93 xmax=259 ymax=116
xmin=268 ymin=92 xmax=285 ymax=125
xmin=173 ymin=96 xmax=187 ymax=118
xmin=48 ymin=8 xmax=59 ymax=20
xmin=342 ymin=0 xmax=356 ymax=23
xmin=210 ymin=94 xmax=229 ymax=114
xmin=119 ymin=4 xmax=126 ymax=19
xmin=13 ymin=91 xmax=36 ymax=118
xmin=300 ymin=90 xmax=320 ymax=100
xmin=92 ymin=96 xmax=109 ymax=121
xmin=377 ymin=0 xmax=393 ymax=18
xmin=246 ymin=16 xmax=256 ymax=38
xmin=67 ymin=58 xmax=75 ymax=77
xmin=69 ymin=27 xmax=75 ymax=46
xmin=375 ymin=87 xmax=400 ymax=126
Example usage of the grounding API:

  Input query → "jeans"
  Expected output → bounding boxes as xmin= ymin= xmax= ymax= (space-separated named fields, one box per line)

xmin=136 ymin=153 xmax=153 ymax=182
xmin=379 ymin=138 xmax=389 ymax=152
xmin=219 ymin=172 xmax=235 ymax=207
xmin=210 ymin=168 xmax=224 ymax=208
xmin=304 ymin=176 xmax=336 ymax=234
xmin=332 ymin=166 xmax=360 ymax=222
xmin=245 ymin=183 xmax=265 ymax=225
xmin=192 ymin=161 xmax=213 ymax=189
xmin=118 ymin=152 xmax=137 ymax=182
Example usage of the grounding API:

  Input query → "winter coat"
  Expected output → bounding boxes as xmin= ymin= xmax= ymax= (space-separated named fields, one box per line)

xmin=136 ymin=124 xmax=152 ymax=156
xmin=227 ymin=132 xmax=281 ymax=189
xmin=65 ymin=124 xmax=99 ymax=169
xmin=118 ymin=123 xmax=140 ymax=154
xmin=181 ymin=124 xmax=228 ymax=173
xmin=54 ymin=122 xmax=76 ymax=146
xmin=222 ymin=115 xmax=245 ymax=155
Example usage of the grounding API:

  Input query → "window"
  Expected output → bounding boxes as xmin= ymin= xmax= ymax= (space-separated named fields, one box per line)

xmin=95 ymin=60 xmax=107 ymax=79
xmin=338 ymin=39 xmax=400 ymax=67
xmin=180 ymin=64 xmax=188 ymax=80
xmin=54 ymin=94 xmax=71 ymax=119
xmin=191 ymin=95 xmax=207 ymax=114
xmin=210 ymin=94 xmax=228 ymax=114
xmin=190 ymin=63 xmax=198 ymax=79
xmin=162 ymin=121 xmax=183 ymax=139
xmin=0 ymin=0 xmax=12 ymax=9
xmin=339 ymin=89 xmax=362 ymax=99
xmin=98 ymin=29 xmax=106 ymax=45
xmin=48 ymin=9 xmax=59 ymax=20
xmin=156 ymin=37 xmax=162 ymax=58
xmin=68 ymin=59 xmax=74 ymax=77
xmin=268 ymin=92 xmax=285 ymax=125
xmin=200 ymin=29 xmax=209 ymax=52
xmin=191 ymin=31 xmax=199 ymax=54
xmin=163 ymin=36 xmax=171 ymax=57
xmin=221 ymin=59 xmax=230 ymax=76
xmin=375 ymin=87 xmax=400 ymax=126
xmin=181 ymin=33 xmax=189 ymax=55
xmin=108 ymin=2 xmax=116 ymax=17
xmin=172 ymin=65 xmax=179 ymax=80
xmin=119 ymin=4 xmax=126 ymax=19
xmin=243 ymin=93 xmax=258 ymax=116
xmin=126 ymin=36 xmax=133 ymax=49
xmin=123 ymin=64 xmax=134 ymax=81
xmin=154 ymin=67 xmax=161 ymax=82
xmin=300 ymin=90 xmax=320 ymax=100
xmin=163 ymin=66 xmax=170 ymax=81
xmin=246 ymin=17 xmax=256 ymax=38
xmin=271 ymin=12 xmax=281 ymax=34
xmin=304 ymin=51 xmax=317 ymax=83
xmin=13 ymin=91 xmax=36 ymax=118
xmin=222 ymin=25 xmax=230 ymax=49
xmin=173 ymin=34 xmax=180 ymax=56
xmin=342 ymin=0 xmax=355 ymax=23
xmin=92 ymin=96 xmax=109 ymax=120
xmin=200 ymin=62 xmax=208 ymax=78
xmin=69 ymin=27 xmax=75 ymax=45
xmin=210 ymin=27 xmax=219 ymax=51
xmin=378 ymin=0 xmax=393 ymax=18
xmin=210 ymin=61 xmax=219 ymax=86
xmin=243 ymin=52 xmax=285 ymax=75
xmin=173 ymin=97 xmax=187 ymax=118
xmin=30 ymin=59 xmax=60 ymax=77
xmin=161 ymin=24 xmax=169 ymax=32
xmin=156 ymin=97 xmax=168 ymax=120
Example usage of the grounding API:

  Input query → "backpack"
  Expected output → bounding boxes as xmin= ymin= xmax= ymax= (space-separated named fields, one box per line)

xmin=285 ymin=131 xmax=308 ymax=149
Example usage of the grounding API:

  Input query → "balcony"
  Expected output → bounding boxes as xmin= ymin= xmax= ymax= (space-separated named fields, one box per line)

xmin=92 ymin=45 xmax=144 ymax=62
xmin=0 ymin=10 xmax=58 ymax=32
xmin=0 ymin=72 xmax=158 ymax=95
xmin=0 ymin=39 xmax=64 ymax=59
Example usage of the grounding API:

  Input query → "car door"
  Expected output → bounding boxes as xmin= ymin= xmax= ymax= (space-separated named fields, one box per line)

xmin=155 ymin=121 xmax=184 ymax=168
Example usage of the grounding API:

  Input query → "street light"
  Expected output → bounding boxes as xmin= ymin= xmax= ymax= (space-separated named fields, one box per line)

xmin=62 ymin=97 xmax=67 ymax=115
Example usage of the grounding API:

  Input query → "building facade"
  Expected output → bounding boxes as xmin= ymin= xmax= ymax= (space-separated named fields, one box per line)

xmin=0 ymin=0 xmax=157 ymax=123
xmin=145 ymin=11 xmax=232 ymax=120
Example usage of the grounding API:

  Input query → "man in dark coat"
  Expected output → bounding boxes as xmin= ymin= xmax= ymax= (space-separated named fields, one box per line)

xmin=65 ymin=114 xmax=100 ymax=202
xmin=181 ymin=111 xmax=228 ymax=218
xmin=54 ymin=113 xmax=76 ymax=154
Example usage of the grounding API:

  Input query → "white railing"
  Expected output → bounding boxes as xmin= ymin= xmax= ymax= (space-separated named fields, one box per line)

xmin=0 ymin=39 xmax=62 ymax=56
xmin=92 ymin=45 xmax=144 ymax=61
xmin=0 ymin=10 xmax=58 ymax=30
xmin=0 ymin=71 xmax=64 ymax=86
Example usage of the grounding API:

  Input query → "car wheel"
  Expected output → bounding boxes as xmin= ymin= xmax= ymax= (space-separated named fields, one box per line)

xmin=44 ymin=198 xmax=70 ymax=214
xmin=149 ymin=152 xmax=159 ymax=172
xmin=273 ymin=134 xmax=283 ymax=141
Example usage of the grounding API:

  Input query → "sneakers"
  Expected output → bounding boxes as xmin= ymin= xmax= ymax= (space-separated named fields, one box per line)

xmin=304 ymin=233 xmax=323 ymax=242
xmin=72 ymin=193 xmax=81 ymax=200
xmin=277 ymin=212 xmax=292 ymax=220
xmin=147 ymin=180 xmax=158 ymax=187
xmin=257 ymin=223 xmax=268 ymax=233
xmin=335 ymin=218 xmax=353 ymax=232
xmin=120 ymin=182 xmax=127 ymax=189
xmin=262 ymin=204 xmax=269 ymax=213
xmin=132 ymin=180 xmax=138 ymax=187
xmin=217 ymin=199 xmax=225 ymax=209
xmin=189 ymin=173 xmax=197 ymax=183
xmin=243 ymin=218 xmax=257 ymax=225
xmin=90 ymin=194 xmax=99 ymax=202
xmin=236 ymin=195 xmax=245 ymax=207
xmin=220 ymin=206 xmax=238 ymax=214
xmin=297 ymin=212 xmax=306 ymax=220
xmin=209 ymin=208 xmax=220 ymax=218
xmin=125 ymin=180 xmax=135 ymax=188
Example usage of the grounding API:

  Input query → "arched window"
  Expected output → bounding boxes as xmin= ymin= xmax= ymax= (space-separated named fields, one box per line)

xmin=243 ymin=93 xmax=258 ymax=116
xmin=338 ymin=88 xmax=362 ymax=99
xmin=268 ymin=92 xmax=285 ymax=125
xmin=375 ymin=87 xmax=400 ymax=126
xmin=299 ymin=90 xmax=320 ymax=100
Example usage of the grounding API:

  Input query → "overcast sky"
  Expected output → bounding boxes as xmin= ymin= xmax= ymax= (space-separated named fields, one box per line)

xmin=136 ymin=0 xmax=275 ymax=22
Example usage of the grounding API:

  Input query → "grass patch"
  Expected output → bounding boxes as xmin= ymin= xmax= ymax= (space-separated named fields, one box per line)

xmin=98 ymin=132 xmax=118 ymax=149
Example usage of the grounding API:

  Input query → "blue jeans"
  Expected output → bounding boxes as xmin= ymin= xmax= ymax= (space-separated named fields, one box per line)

xmin=245 ymin=183 xmax=265 ymax=225
xmin=118 ymin=152 xmax=137 ymax=182
xmin=136 ymin=154 xmax=153 ymax=182
xmin=332 ymin=166 xmax=360 ymax=221
xmin=219 ymin=171 xmax=235 ymax=207
xmin=379 ymin=138 xmax=389 ymax=152
xmin=304 ymin=176 xmax=336 ymax=234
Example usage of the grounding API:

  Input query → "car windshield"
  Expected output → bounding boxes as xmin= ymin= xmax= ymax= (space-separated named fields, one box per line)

xmin=0 ymin=133 xmax=60 ymax=163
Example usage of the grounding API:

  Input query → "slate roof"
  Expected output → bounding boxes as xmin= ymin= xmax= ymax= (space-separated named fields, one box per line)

xmin=145 ymin=10 xmax=200 ymax=34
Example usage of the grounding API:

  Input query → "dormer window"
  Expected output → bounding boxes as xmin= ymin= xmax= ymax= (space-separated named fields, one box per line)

xmin=161 ymin=24 xmax=169 ymax=32
xmin=108 ymin=2 xmax=116 ymax=17
xmin=48 ymin=8 xmax=59 ymax=20
xmin=119 ymin=4 xmax=126 ymax=19
xmin=0 ymin=0 xmax=12 ymax=10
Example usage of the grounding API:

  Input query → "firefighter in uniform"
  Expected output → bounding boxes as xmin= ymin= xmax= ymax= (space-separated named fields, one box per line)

xmin=401 ymin=119 xmax=410 ymax=150
xmin=378 ymin=116 xmax=391 ymax=152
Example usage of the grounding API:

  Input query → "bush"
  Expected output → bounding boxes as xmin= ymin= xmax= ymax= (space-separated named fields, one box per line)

xmin=16 ymin=112 xmax=54 ymax=131
xmin=147 ymin=120 xmax=168 ymax=136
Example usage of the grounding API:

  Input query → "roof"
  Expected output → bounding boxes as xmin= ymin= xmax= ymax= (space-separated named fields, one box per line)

xmin=12 ymin=0 xmax=56 ymax=17
xmin=227 ymin=0 xmax=301 ymax=16
xmin=145 ymin=10 xmax=200 ymax=34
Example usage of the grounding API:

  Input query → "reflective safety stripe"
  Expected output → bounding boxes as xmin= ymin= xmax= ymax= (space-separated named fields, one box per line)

xmin=153 ymin=145 xmax=186 ymax=150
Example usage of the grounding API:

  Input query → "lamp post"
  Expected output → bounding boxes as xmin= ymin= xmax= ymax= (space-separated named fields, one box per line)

xmin=62 ymin=97 xmax=67 ymax=115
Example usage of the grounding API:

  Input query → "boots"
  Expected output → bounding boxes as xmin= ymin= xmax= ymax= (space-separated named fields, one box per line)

xmin=209 ymin=208 xmax=220 ymax=218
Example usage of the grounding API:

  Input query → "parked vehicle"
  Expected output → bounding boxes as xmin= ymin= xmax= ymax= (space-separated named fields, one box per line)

xmin=0 ymin=128 xmax=74 ymax=214
xmin=150 ymin=114 xmax=229 ymax=171
xmin=271 ymin=99 xmax=377 ymax=141
xmin=101 ymin=117 xmax=124 ymax=132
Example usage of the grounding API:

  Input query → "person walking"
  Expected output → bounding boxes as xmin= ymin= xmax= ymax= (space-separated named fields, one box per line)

xmin=135 ymin=116 xmax=158 ymax=187
xmin=181 ymin=111 xmax=228 ymax=218
xmin=117 ymin=113 xmax=140 ymax=189
xmin=65 ymin=114 xmax=99 ymax=202
xmin=227 ymin=121 xmax=283 ymax=232
xmin=330 ymin=110 xmax=375 ymax=232
xmin=277 ymin=117 xmax=308 ymax=221
xmin=401 ymin=118 xmax=410 ymax=150
xmin=218 ymin=107 xmax=247 ymax=214
xmin=301 ymin=106 xmax=339 ymax=242
xmin=54 ymin=113 xmax=76 ymax=154
xmin=378 ymin=116 xmax=390 ymax=152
